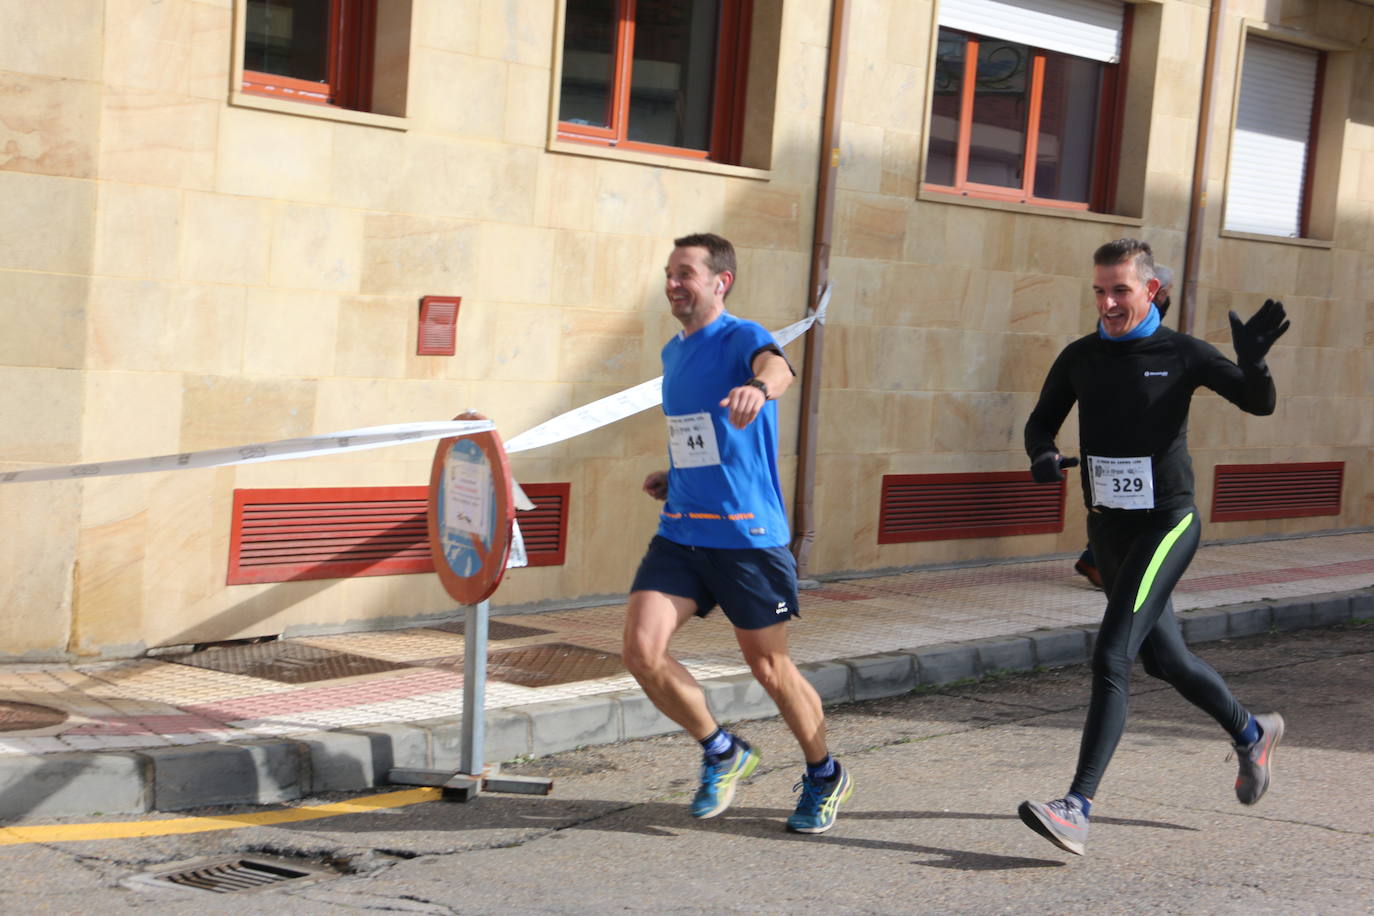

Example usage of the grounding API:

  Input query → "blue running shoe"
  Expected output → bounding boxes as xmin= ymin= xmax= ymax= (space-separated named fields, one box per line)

xmin=690 ymin=738 xmax=759 ymax=818
xmin=786 ymin=760 xmax=853 ymax=834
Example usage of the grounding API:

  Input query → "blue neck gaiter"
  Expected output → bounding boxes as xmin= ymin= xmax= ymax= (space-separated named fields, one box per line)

xmin=1100 ymin=303 xmax=1160 ymax=341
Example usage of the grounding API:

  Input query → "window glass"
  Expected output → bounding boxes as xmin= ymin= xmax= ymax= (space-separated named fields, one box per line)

xmin=1033 ymin=54 xmax=1102 ymax=203
xmin=628 ymin=0 xmax=720 ymax=150
xmin=967 ymin=39 xmax=1031 ymax=189
xmin=245 ymin=0 xmax=330 ymax=82
xmin=559 ymin=0 xmax=619 ymax=129
xmin=926 ymin=29 xmax=966 ymax=188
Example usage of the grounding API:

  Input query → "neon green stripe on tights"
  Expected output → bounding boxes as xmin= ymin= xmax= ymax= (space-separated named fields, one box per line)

xmin=1133 ymin=512 xmax=1195 ymax=614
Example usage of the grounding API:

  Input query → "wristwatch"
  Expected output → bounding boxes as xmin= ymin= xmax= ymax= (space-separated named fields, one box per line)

xmin=745 ymin=378 xmax=770 ymax=399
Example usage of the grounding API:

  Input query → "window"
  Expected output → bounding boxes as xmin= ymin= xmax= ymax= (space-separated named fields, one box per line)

xmin=557 ymin=0 xmax=751 ymax=163
xmin=1223 ymin=37 xmax=1322 ymax=238
xmin=924 ymin=0 xmax=1126 ymax=210
xmin=242 ymin=0 xmax=376 ymax=110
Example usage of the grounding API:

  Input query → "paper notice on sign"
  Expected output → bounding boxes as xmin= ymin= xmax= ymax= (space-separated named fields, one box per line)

xmin=444 ymin=457 xmax=493 ymax=543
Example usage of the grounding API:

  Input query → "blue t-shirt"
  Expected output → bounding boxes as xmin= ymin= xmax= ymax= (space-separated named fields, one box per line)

xmin=657 ymin=311 xmax=790 ymax=549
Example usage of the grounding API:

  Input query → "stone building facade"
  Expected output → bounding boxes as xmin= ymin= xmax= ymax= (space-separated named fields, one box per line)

xmin=1 ymin=0 xmax=1370 ymax=659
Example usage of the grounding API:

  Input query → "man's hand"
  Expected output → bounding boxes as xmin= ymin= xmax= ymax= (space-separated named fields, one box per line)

xmin=643 ymin=470 xmax=668 ymax=501
xmin=1229 ymin=299 xmax=1290 ymax=367
xmin=719 ymin=383 xmax=768 ymax=429
xmin=1030 ymin=451 xmax=1078 ymax=483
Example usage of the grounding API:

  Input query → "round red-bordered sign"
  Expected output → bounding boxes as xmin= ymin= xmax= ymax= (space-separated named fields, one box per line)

xmin=427 ymin=425 xmax=515 ymax=605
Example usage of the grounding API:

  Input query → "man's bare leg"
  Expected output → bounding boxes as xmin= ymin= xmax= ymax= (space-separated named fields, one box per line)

xmin=734 ymin=621 xmax=826 ymax=761
xmin=622 ymin=590 xmax=716 ymax=739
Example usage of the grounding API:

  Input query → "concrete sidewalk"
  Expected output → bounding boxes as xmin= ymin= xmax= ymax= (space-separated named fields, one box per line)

xmin=1 ymin=530 xmax=1370 ymax=820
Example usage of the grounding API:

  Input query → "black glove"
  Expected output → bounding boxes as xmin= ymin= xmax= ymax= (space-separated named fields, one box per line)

xmin=1030 ymin=451 xmax=1078 ymax=483
xmin=1229 ymin=299 xmax=1290 ymax=368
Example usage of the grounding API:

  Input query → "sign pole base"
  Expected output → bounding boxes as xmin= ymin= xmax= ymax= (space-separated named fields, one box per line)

xmin=387 ymin=763 xmax=552 ymax=801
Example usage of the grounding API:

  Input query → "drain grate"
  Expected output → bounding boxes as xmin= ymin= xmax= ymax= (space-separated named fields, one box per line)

xmin=414 ymin=643 xmax=625 ymax=686
xmin=165 ymin=642 xmax=411 ymax=684
xmin=426 ymin=620 xmax=554 ymax=640
xmin=487 ymin=642 xmax=625 ymax=687
xmin=0 ymin=700 xmax=69 ymax=732
xmin=131 ymin=856 xmax=335 ymax=894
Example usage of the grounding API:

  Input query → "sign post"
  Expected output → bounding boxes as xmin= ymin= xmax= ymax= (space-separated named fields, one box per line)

xmin=388 ymin=418 xmax=551 ymax=800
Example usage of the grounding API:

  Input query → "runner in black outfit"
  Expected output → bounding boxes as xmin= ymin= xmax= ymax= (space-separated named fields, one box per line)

xmin=1018 ymin=239 xmax=1289 ymax=856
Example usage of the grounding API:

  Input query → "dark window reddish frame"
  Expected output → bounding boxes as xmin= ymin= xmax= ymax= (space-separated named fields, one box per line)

xmin=557 ymin=0 xmax=752 ymax=164
xmin=923 ymin=14 xmax=1129 ymax=213
xmin=241 ymin=0 xmax=377 ymax=110
xmin=228 ymin=483 xmax=572 ymax=585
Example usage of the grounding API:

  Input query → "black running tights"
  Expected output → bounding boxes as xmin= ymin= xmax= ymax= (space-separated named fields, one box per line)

xmin=1069 ymin=507 xmax=1249 ymax=799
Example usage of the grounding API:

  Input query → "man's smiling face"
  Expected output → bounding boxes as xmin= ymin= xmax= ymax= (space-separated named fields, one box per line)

xmin=1093 ymin=258 xmax=1159 ymax=338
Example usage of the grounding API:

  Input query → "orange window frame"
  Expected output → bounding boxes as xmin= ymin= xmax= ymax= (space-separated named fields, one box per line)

xmin=924 ymin=19 xmax=1129 ymax=213
xmin=557 ymin=0 xmax=751 ymax=164
xmin=242 ymin=0 xmax=377 ymax=110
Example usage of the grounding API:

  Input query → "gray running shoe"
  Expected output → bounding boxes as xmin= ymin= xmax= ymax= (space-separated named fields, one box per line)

xmin=1233 ymin=712 xmax=1284 ymax=805
xmin=1019 ymin=796 xmax=1089 ymax=856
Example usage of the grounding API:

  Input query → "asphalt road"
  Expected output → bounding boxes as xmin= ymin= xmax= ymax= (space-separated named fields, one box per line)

xmin=2 ymin=621 xmax=1370 ymax=915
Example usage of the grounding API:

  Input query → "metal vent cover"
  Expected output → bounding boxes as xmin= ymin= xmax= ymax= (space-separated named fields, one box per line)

xmin=0 ymin=700 xmax=69 ymax=732
xmin=878 ymin=471 xmax=1066 ymax=544
xmin=166 ymin=642 xmax=411 ymax=684
xmin=128 ymin=856 xmax=335 ymax=894
xmin=425 ymin=619 xmax=554 ymax=640
xmin=1211 ymin=461 xmax=1344 ymax=522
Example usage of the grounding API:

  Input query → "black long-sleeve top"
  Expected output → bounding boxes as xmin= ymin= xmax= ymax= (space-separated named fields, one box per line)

xmin=1024 ymin=326 xmax=1277 ymax=513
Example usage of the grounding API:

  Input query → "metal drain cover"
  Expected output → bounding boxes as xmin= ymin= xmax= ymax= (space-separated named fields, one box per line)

xmin=486 ymin=642 xmax=625 ymax=687
xmin=127 ymin=856 xmax=335 ymax=894
xmin=166 ymin=642 xmax=411 ymax=684
xmin=0 ymin=700 xmax=68 ymax=732
xmin=427 ymin=619 xmax=554 ymax=640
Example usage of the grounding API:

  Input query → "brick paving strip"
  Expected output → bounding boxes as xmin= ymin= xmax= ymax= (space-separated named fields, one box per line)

xmin=0 ymin=531 xmax=1369 ymax=819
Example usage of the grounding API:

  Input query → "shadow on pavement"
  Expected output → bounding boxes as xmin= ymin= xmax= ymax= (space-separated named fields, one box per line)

xmin=281 ymin=795 xmax=1200 ymax=872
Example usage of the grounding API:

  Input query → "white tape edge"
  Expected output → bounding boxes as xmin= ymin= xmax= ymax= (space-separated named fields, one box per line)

xmin=0 ymin=420 xmax=494 ymax=485
xmin=1 ymin=311 xmax=826 ymax=487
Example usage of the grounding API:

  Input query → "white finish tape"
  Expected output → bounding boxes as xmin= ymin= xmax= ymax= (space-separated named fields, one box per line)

xmin=0 ymin=297 xmax=830 ymax=487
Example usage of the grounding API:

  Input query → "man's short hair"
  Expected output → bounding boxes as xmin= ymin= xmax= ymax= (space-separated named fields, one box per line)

xmin=1092 ymin=238 xmax=1156 ymax=286
xmin=674 ymin=233 xmax=737 ymax=289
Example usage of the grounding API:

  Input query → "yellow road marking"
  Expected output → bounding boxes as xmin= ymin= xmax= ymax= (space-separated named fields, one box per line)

xmin=0 ymin=787 xmax=442 ymax=846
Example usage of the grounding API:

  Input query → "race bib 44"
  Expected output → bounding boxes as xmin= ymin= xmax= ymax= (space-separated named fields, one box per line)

xmin=667 ymin=412 xmax=721 ymax=469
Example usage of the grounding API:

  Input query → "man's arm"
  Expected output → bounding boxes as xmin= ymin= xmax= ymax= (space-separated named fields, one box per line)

xmin=719 ymin=350 xmax=793 ymax=429
xmin=1199 ymin=300 xmax=1287 ymax=416
xmin=1024 ymin=347 xmax=1078 ymax=482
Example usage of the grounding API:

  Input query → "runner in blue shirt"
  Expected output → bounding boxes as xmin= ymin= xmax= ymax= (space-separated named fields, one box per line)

xmin=623 ymin=233 xmax=852 ymax=834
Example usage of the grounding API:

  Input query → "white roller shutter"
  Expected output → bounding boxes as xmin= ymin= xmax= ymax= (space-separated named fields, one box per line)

xmin=1224 ymin=37 xmax=1319 ymax=238
xmin=938 ymin=0 xmax=1123 ymax=63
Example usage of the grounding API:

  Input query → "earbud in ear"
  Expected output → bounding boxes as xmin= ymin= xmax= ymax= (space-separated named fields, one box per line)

xmin=716 ymin=282 xmax=724 ymax=293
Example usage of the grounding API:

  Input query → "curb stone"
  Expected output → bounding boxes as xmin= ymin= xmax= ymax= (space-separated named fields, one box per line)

xmin=2 ymin=589 xmax=1368 ymax=819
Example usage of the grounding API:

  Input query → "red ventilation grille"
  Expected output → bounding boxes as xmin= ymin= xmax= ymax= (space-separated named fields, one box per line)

xmin=517 ymin=482 xmax=571 ymax=567
xmin=229 ymin=487 xmax=433 ymax=585
xmin=228 ymin=482 xmax=572 ymax=585
xmin=877 ymin=472 xmax=1066 ymax=544
xmin=417 ymin=296 xmax=460 ymax=356
xmin=1211 ymin=461 xmax=1343 ymax=522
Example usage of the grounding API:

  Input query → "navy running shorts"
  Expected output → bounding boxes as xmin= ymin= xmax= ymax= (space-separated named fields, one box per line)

xmin=630 ymin=535 xmax=800 ymax=630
